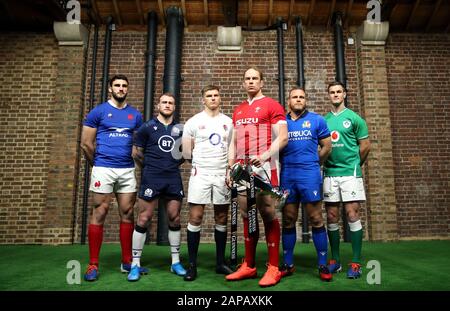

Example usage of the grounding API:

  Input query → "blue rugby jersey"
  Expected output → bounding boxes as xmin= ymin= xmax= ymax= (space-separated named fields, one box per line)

xmin=83 ymin=101 xmax=143 ymax=168
xmin=280 ymin=111 xmax=330 ymax=183
xmin=134 ymin=118 xmax=183 ymax=181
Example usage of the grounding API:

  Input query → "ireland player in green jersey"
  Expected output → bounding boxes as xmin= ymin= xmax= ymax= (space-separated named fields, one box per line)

xmin=323 ymin=81 xmax=371 ymax=279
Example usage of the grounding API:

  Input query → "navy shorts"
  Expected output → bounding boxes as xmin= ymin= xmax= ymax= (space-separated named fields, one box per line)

xmin=138 ymin=180 xmax=184 ymax=201
xmin=282 ymin=181 xmax=323 ymax=204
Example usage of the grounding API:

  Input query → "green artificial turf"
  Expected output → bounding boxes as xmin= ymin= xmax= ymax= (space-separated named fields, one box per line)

xmin=0 ymin=240 xmax=449 ymax=291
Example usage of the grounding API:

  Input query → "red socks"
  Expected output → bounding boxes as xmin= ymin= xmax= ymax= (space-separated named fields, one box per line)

xmin=243 ymin=217 xmax=259 ymax=267
xmin=88 ymin=224 xmax=103 ymax=266
xmin=120 ymin=222 xmax=134 ymax=264
xmin=264 ymin=218 xmax=280 ymax=267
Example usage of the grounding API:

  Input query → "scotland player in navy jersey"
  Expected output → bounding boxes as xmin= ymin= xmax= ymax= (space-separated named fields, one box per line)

xmin=127 ymin=93 xmax=187 ymax=281
xmin=280 ymin=87 xmax=333 ymax=281
xmin=80 ymin=74 xmax=144 ymax=282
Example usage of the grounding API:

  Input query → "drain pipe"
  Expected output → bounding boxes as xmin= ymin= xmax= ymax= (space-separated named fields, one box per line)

xmin=143 ymin=11 xmax=158 ymax=121
xmin=81 ymin=24 xmax=99 ymax=244
xmin=101 ymin=16 xmax=114 ymax=102
xmin=294 ymin=17 xmax=310 ymax=244
xmin=333 ymin=12 xmax=351 ymax=242
xmin=276 ymin=17 xmax=286 ymax=107
xmin=157 ymin=6 xmax=184 ymax=245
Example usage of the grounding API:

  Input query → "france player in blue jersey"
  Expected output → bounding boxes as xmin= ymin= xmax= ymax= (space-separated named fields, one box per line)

xmin=127 ymin=93 xmax=186 ymax=281
xmin=280 ymin=87 xmax=333 ymax=281
xmin=80 ymin=75 xmax=144 ymax=282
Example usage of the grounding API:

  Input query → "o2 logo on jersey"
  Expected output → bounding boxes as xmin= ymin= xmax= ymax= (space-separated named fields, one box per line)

xmin=158 ymin=135 xmax=176 ymax=152
xmin=209 ymin=133 xmax=222 ymax=146
xmin=331 ymin=130 xmax=340 ymax=142
xmin=343 ymin=120 xmax=351 ymax=128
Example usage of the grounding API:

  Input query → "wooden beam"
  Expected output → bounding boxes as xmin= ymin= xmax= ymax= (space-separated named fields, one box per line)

xmin=307 ymin=0 xmax=316 ymax=27
xmin=248 ymin=0 xmax=252 ymax=28
xmin=288 ymin=0 xmax=295 ymax=28
xmin=158 ymin=0 xmax=165 ymax=26
xmin=203 ymin=0 xmax=209 ymax=27
xmin=327 ymin=0 xmax=336 ymax=30
xmin=406 ymin=0 xmax=421 ymax=31
xmin=344 ymin=0 xmax=353 ymax=29
xmin=135 ymin=0 xmax=143 ymax=25
xmin=112 ymin=0 xmax=122 ymax=25
xmin=181 ymin=0 xmax=188 ymax=27
xmin=268 ymin=0 xmax=273 ymax=26
xmin=425 ymin=0 xmax=442 ymax=32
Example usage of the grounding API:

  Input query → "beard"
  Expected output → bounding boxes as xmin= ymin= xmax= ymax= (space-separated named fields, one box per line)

xmin=112 ymin=92 xmax=127 ymax=103
xmin=159 ymin=109 xmax=174 ymax=118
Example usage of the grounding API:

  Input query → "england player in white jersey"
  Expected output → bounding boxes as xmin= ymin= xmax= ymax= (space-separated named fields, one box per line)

xmin=182 ymin=85 xmax=234 ymax=281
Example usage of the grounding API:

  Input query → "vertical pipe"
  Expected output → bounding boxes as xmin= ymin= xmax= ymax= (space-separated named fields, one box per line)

xmin=276 ymin=17 xmax=286 ymax=107
xmin=101 ymin=16 xmax=114 ymax=103
xmin=81 ymin=24 xmax=99 ymax=245
xmin=333 ymin=12 xmax=351 ymax=242
xmin=144 ymin=11 xmax=158 ymax=122
xmin=295 ymin=17 xmax=306 ymax=89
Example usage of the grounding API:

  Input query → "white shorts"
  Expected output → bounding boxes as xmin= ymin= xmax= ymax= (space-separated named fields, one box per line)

xmin=323 ymin=176 xmax=366 ymax=202
xmin=187 ymin=167 xmax=230 ymax=205
xmin=89 ymin=166 xmax=137 ymax=194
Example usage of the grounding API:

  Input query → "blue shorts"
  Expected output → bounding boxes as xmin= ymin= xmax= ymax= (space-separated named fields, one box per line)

xmin=282 ymin=181 xmax=323 ymax=204
xmin=138 ymin=180 xmax=184 ymax=201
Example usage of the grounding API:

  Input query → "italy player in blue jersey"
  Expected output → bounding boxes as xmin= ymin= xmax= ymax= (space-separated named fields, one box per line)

xmin=80 ymin=74 xmax=144 ymax=282
xmin=280 ymin=87 xmax=333 ymax=281
xmin=127 ymin=93 xmax=187 ymax=281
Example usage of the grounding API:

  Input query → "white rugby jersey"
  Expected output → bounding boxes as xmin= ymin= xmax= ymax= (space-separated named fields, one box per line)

xmin=183 ymin=111 xmax=233 ymax=173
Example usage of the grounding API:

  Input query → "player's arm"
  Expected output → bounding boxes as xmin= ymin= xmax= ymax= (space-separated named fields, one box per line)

xmin=251 ymin=121 xmax=288 ymax=167
xmin=318 ymin=136 xmax=332 ymax=165
xmin=80 ymin=126 xmax=97 ymax=166
xmin=358 ymin=138 xmax=370 ymax=166
xmin=226 ymin=128 xmax=237 ymax=187
xmin=132 ymin=146 xmax=145 ymax=168
xmin=181 ymin=135 xmax=194 ymax=163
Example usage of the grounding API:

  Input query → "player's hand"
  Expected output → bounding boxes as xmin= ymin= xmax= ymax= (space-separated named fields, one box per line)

xmin=225 ymin=166 xmax=232 ymax=188
xmin=249 ymin=156 xmax=264 ymax=168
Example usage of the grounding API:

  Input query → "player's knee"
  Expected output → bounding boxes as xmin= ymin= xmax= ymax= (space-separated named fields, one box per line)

xmin=189 ymin=217 xmax=202 ymax=226
xmin=214 ymin=213 xmax=227 ymax=225
xmin=168 ymin=214 xmax=180 ymax=226
xmin=346 ymin=211 xmax=359 ymax=223
xmin=326 ymin=210 xmax=339 ymax=223
xmin=309 ymin=213 xmax=323 ymax=227
xmin=282 ymin=215 xmax=296 ymax=228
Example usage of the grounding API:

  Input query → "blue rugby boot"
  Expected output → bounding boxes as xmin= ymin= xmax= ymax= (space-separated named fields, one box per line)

xmin=171 ymin=262 xmax=187 ymax=276
xmin=121 ymin=263 xmax=149 ymax=275
xmin=327 ymin=259 xmax=342 ymax=273
xmin=127 ymin=264 xmax=142 ymax=282
xmin=347 ymin=263 xmax=362 ymax=279
xmin=84 ymin=264 xmax=99 ymax=282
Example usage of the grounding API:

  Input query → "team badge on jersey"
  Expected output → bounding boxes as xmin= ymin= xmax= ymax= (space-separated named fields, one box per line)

xmin=343 ymin=120 xmax=351 ymax=128
xmin=128 ymin=114 xmax=134 ymax=120
xmin=331 ymin=130 xmax=340 ymax=142
xmin=144 ymin=188 xmax=153 ymax=197
xmin=302 ymin=120 xmax=311 ymax=128
xmin=223 ymin=124 xmax=228 ymax=131
xmin=255 ymin=107 xmax=261 ymax=113
xmin=107 ymin=113 xmax=112 ymax=118
xmin=171 ymin=126 xmax=181 ymax=136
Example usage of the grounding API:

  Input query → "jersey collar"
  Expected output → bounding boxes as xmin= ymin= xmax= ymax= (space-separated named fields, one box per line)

xmin=331 ymin=107 xmax=348 ymax=116
xmin=108 ymin=99 xmax=127 ymax=109
xmin=247 ymin=95 xmax=265 ymax=106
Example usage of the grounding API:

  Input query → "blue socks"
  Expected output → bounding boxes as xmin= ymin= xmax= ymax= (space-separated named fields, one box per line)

xmin=312 ymin=226 xmax=328 ymax=266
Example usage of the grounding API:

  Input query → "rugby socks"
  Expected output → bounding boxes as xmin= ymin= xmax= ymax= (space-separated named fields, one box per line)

xmin=327 ymin=223 xmax=341 ymax=263
xmin=120 ymin=222 xmax=134 ymax=264
xmin=264 ymin=218 xmax=280 ymax=267
xmin=243 ymin=217 xmax=259 ymax=267
xmin=312 ymin=226 xmax=328 ymax=266
xmin=131 ymin=225 xmax=147 ymax=267
xmin=282 ymin=227 xmax=297 ymax=266
xmin=214 ymin=224 xmax=227 ymax=266
xmin=187 ymin=223 xmax=201 ymax=266
xmin=169 ymin=225 xmax=182 ymax=265
xmin=349 ymin=220 xmax=363 ymax=264
xmin=88 ymin=224 xmax=103 ymax=266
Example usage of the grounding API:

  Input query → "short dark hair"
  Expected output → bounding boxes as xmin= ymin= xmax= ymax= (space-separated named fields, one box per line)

xmin=327 ymin=81 xmax=347 ymax=92
xmin=201 ymin=85 xmax=220 ymax=97
xmin=158 ymin=92 xmax=176 ymax=103
xmin=243 ymin=67 xmax=264 ymax=81
xmin=109 ymin=74 xmax=129 ymax=87
xmin=288 ymin=86 xmax=306 ymax=98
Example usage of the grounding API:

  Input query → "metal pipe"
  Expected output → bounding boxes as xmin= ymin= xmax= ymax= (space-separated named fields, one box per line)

xmin=81 ymin=24 xmax=99 ymax=245
xmin=295 ymin=16 xmax=306 ymax=89
xmin=101 ymin=16 xmax=114 ymax=103
xmin=276 ymin=17 xmax=286 ymax=107
xmin=143 ymin=11 xmax=158 ymax=122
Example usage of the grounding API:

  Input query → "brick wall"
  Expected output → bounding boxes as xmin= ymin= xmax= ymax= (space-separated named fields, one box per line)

xmin=76 ymin=28 xmax=365 ymax=244
xmin=386 ymin=34 xmax=450 ymax=239
xmin=0 ymin=33 xmax=58 ymax=243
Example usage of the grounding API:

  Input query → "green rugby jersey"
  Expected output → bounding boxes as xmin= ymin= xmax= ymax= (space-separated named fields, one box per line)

xmin=323 ymin=108 xmax=369 ymax=177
